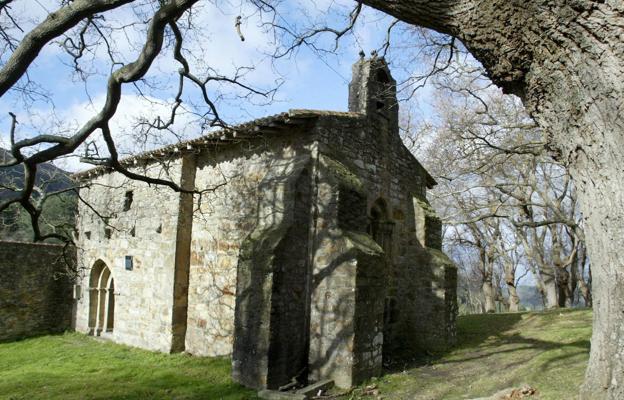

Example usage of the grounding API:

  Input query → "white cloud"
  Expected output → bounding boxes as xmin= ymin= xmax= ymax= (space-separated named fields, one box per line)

xmin=0 ymin=93 xmax=201 ymax=172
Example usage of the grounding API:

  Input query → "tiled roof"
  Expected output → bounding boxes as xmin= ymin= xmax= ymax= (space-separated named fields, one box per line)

xmin=73 ymin=109 xmax=361 ymax=180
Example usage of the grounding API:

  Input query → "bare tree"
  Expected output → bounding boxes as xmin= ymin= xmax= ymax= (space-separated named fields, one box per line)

xmin=401 ymin=55 xmax=589 ymax=313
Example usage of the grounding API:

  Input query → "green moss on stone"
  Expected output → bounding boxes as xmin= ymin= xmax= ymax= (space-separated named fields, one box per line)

xmin=344 ymin=230 xmax=383 ymax=256
xmin=412 ymin=196 xmax=438 ymax=219
xmin=321 ymin=155 xmax=364 ymax=192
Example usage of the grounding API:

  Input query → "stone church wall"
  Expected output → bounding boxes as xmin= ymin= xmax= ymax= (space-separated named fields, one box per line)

xmin=0 ymin=241 xmax=74 ymax=341
xmin=307 ymin=150 xmax=386 ymax=388
xmin=311 ymin=107 xmax=457 ymax=382
xmin=185 ymin=131 xmax=312 ymax=360
xmin=74 ymin=159 xmax=187 ymax=352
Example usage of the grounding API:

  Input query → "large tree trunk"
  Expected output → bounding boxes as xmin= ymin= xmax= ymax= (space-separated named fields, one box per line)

xmin=479 ymin=246 xmax=496 ymax=313
xmin=541 ymin=265 xmax=559 ymax=309
xmin=566 ymin=264 xmax=578 ymax=308
xmin=506 ymin=277 xmax=520 ymax=313
xmin=482 ymin=277 xmax=496 ymax=313
xmin=578 ymin=280 xmax=592 ymax=308
xmin=556 ymin=268 xmax=569 ymax=308
xmin=503 ymin=263 xmax=520 ymax=312
xmin=360 ymin=1 xmax=624 ymax=398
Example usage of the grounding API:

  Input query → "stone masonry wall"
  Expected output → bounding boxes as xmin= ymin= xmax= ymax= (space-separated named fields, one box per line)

xmin=74 ymin=159 xmax=186 ymax=352
xmin=0 ymin=241 xmax=74 ymax=341
xmin=186 ymin=130 xmax=313 ymax=366
xmin=313 ymin=103 xmax=457 ymax=365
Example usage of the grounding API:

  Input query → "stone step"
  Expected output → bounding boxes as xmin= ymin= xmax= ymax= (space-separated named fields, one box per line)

xmin=257 ymin=379 xmax=334 ymax=400
xmin=257 ymin=390 xmax=306 ymax=400
xmin=296 ymin=379 xmax=335 ymax=398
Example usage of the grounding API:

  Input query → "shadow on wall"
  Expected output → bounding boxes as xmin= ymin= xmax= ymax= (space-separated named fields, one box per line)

xmin=232 ymin=157 xmax=313 ymax=389
xmin=230 ymin=149 xmax=457 ymax=390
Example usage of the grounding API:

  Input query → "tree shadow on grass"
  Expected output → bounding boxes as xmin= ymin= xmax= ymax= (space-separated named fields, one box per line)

xmin=385 ymin=311 xmax=590 ymax=374
xmin=385 ymin=312 xmax=524 ymax=373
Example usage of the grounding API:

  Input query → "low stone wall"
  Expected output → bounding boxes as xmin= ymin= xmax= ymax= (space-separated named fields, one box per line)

xmin=0 ymin=241 xmax=74 ymax=341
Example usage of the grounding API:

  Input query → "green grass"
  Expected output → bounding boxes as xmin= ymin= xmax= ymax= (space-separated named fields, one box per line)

xmin=350 ymin=308 xmax=592 ymax=400
xmin=0 ymin=309 xmax=592 ymax=400
xmin=0 ymin=333 xmax=257 ymax=400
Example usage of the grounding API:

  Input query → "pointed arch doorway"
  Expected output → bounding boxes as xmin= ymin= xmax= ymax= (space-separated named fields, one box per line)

xmin=88 ymin=261 xmax=115 ymax=336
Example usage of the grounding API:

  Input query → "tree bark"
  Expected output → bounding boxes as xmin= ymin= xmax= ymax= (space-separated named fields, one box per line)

xmin=541 ymin=265 xmax=558 ymax=309
xmin=360 ymin=1 xmax=624 ymax=398
xmin=479 ymin=246 xmax=496 ymax=313
xmin=557 ymin=268 xmax=569 ymax=308
xmin=507 ymin=283 xmax=520 ymax=312
xmin=482 ymin=279 xmax=496 ymax=314
xmin=505 ymin=268 xmax=520 ymax=312
xmin=578 ymin=279 xmax=592 ymax=308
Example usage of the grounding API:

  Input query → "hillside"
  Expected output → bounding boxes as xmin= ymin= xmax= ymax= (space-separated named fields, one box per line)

xmin=0 ymin=148 xmax=73 ymax=199
xmin=518 ymin=285 xmax=545 ymax=310
xmin=0 ymin=148 xmax=76 ymax=241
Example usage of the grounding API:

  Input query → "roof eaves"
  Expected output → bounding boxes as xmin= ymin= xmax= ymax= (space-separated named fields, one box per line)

xmin=73 ymin=109 xmax=345 ymax=180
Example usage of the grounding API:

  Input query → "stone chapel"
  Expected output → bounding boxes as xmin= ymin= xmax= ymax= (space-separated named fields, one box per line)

xmin=72 ymin=57 xmax=458 ymax=390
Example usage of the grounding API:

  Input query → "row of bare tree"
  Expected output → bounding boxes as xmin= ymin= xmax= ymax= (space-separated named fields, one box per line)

xmin=400 ymin=53 xmax=591 ymax=313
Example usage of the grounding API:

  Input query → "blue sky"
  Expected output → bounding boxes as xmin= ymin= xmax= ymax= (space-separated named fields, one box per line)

xmin=0 ymin=1 xmax=443 ymax=171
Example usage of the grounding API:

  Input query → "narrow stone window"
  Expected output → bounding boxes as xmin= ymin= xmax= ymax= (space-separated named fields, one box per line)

xmin=85 ymin=231 xmax=91 ymax=240
xmin=338 ymin=186 xmax=367 ymax=231
xmin=368 ymin=198 xmax=394 ymax=256
xmin=123 ymin=190 xmax=134 ymax=211
xmin=384 ymin=296 xmax=399 ymax=324
xmin=104 ymin=228 xmax=112 ymax=239
xmin=156 ymin=224 xmax=162 ymax=234
xmin=130 ymin=226 xmax=135 ymax=237
xmin=375 ymin=69 xmax=390 ymax=111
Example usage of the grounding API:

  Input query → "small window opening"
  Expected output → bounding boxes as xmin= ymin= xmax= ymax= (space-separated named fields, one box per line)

xmin=368 ymin=198 xmax=394 ymax=256
xmin=384 ymin=297 xmax=399 ymax=324
xmin=130 ymin=226 xmax=136 ymax=237
xmin=123 ymin=191 xmax=134 ymax=211
xmin=376 ymin=69 xmax=390 ymax=83
xmin=85 ymin=231 xmax=91 ymax=240
xmin=156 ymin=224 xmax=162 ymax=234
xmin=104 ymin=228 xmax=112 ymax=239
xmin=337 ymin=186 xmax=367 ymax=232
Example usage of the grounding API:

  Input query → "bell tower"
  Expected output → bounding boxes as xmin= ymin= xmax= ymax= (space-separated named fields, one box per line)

xmin=348 ymin=54 xmax=398 ymax=129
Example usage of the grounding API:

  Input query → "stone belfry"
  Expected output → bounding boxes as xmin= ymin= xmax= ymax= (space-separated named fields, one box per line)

xmin=348 ymin=54 xmax=399 ymax=132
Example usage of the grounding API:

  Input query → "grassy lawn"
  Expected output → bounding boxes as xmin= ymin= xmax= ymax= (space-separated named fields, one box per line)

xmin=0 ymin=333 xmax=257 ymax=400
xmin=0 ymin=309 xmax=591 ymax=400
xmin=351 ymin=308 xmax=592 ymax=400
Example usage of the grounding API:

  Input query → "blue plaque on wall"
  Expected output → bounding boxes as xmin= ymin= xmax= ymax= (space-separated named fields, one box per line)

xmin=125 ymin=255 xmax=133 ymax=271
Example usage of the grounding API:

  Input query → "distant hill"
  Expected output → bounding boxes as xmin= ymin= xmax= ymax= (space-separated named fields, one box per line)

xmin=517 ymin=285 xmax=545 ymax=311
xmin=0 ymin=147 xmax=73 ymax=199
xmin=0 ymin=148 xmax=76 ymax=241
